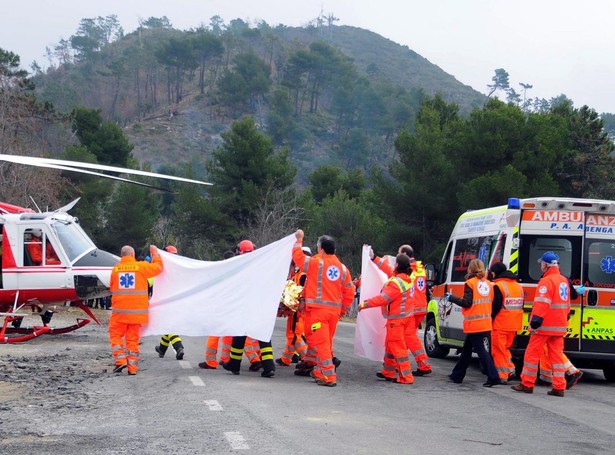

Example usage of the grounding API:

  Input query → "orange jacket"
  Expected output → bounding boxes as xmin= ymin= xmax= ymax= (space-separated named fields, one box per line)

xmin=462 ymin=277 xmax=494 ymax=333
xmin=364 ymin=273 xmax=414 ymax=319
xmin=373 ymin=255 xmax=393 ymax=277
xmin=110 ymin=255 xmax=163 ymax=324
xmin=531 ymin=266 xmax=570 ymax=336
xmin=292 ymin=241 xmax=355 ymax=313
xmin=493 ymin=278 xmax=524 ymax=331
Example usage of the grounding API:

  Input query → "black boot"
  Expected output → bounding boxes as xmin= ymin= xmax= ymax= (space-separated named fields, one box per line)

xmin=40 ymin=310 xmax=54 ymax=325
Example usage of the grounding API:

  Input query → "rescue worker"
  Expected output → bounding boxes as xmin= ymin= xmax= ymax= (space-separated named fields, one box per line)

xmin=109 ymin=245 xmax=163 ymax=375
xmin=221 ymin=240 xmax=275 ymax=378
xmin=512 ymin=251 xmax=571 ymax=397
xmin=154 ymin=245 xmax=185 ymax=360
xmin=276 ymin=247 xmax=311 ymax=366
xmin=371 ymin=244 xmax=432 ymax=375
xmin=292 ymin=230 xmax=355 ymax=387
xmin=537 ymin=281 xmax=586 ymax=389
xmin=489 ymin=262 xmax=524 ymax=383
xmin=358 ymin=254 xmax=415 ymax=384
xmin=447 ymin=258 xmax=501 ymax=387
xmin=27 ymin=228 xmax=60 ymax=265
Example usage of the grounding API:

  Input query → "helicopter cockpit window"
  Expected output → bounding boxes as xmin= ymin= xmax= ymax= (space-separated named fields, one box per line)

xmin=53 ymin=221 xmax=94 ymax=262
xmin=24 ymin=228 xmax=61 ymax=266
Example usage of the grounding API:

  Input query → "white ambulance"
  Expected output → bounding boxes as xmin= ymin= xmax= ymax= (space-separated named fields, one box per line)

xmin=425 ymin=197 xmax=615 ymax=381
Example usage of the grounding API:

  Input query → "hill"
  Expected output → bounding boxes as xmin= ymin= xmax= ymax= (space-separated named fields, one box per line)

xmin=32 ymin=20 xmax=487 ymax=181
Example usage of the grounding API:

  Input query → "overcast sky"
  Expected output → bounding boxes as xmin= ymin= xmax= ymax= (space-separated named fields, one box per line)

xmin=2 ymin=0 xmax=614 ymax=113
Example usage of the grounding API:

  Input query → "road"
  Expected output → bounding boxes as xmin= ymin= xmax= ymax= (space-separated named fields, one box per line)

xmin=1 ymin=308 xmax=615 ymax=454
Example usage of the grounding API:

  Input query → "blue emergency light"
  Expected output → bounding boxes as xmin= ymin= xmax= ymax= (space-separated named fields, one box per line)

xmin=508 ymin=198 xmax=521 ymax=209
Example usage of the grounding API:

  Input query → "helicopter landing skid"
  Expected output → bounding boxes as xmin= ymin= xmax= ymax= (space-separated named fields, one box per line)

xmin=0 ymin=318 xmax=91 ymax=343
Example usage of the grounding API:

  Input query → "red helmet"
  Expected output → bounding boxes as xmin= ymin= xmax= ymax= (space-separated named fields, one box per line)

xmin=238 ymin=239 xmax=255 ymax=254
xmin=165 ymin=245 xmax=178 ymax=254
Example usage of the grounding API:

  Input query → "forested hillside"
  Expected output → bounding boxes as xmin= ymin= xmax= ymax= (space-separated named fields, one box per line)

xmin=31 ymin=17 xmax=487 ymax=181
xmin=2 ymin=14 xmax=615 ymax=272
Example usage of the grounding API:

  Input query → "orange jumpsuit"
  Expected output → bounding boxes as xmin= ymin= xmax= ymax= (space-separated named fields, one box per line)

xmin=491 ymin=276 xmax=524 ymax=381
xmin=374 ymin=256 xmax=431 ymax=373
xmin=292 ymin=240 xmax=355 ymax=385
xmin=519 ymin=266 xmax=570 ymax=392
xmin=363 ymin=273 xmax=415 ymax=384
xmin=109 ymin=254 xmax=163 ymax=374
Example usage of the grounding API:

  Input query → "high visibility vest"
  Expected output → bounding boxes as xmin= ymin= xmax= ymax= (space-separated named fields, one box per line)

xmin=462 ymin=277 xmax=494 ymax=333
xmin=364 ymin=273 xmax=414 ymax=319
xmin=532 ymin=267 xmax=570 ymax=336
xmin=110 ymin=255 xmax=163 ymax=324
xmin=493 ymin=278 xmax=524 ymax=331
xmin=411 ymin=261 xmax=428 ymax=315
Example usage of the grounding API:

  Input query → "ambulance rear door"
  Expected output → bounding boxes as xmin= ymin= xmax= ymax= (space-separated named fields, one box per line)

xmin=581 ymin=213 xmax=615 ymax=357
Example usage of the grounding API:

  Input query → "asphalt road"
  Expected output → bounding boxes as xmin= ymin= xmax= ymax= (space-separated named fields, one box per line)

xmin=1 ymin=308 xmax=615 ymax=455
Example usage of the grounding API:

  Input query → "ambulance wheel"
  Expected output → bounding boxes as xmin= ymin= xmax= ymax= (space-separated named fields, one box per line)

xmin=603 ymin=364 xmax=615 ymax=382
xmin=424 ymin=316 xmax=449 ymax=359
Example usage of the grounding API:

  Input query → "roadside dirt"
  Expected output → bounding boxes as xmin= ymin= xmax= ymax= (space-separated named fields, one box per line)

xmin=0 ymin=307 xmax=113 ymax=424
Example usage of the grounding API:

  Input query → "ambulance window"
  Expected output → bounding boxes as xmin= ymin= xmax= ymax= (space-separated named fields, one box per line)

xmin=586 ymin=241 xmax=615 ymax=286
xmin=436 ymin=242 xmax=453 ymax=285
xmin=519 ymin=235 xmax=581 ymax=283
xmin=451 ymin=235 xmax=498 ymax=282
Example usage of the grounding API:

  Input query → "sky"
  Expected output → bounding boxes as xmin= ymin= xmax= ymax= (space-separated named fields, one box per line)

xmin=2 ymin=0 xmax=615 ymax=113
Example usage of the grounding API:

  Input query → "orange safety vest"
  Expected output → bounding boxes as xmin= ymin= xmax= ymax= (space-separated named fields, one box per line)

xmin=110 ymin=255 xmax=163 ymax=324
xmin=462 ymin=276 xmax=494 ymax=333
xmin=493 ymin=278 xmax=524 ymax=331
xmin=365 ymin=273 xmax=414 ymax=319
xmin=531 ymin=267 xmax=570 ymax=336
xmin=411 ymin=261 xmax=428 ymax=315
xmin=292 ymin=243 xmax=355 ymax=311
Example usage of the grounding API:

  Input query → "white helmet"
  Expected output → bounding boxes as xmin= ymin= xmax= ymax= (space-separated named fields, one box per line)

xmin=31 ymin=228 xmax=42 ymax=237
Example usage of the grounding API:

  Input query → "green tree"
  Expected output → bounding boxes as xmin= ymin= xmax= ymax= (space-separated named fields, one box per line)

xmin=206 ymin=117 xmax=296 ymax=233
xmin=308 ymin=165 xmax=365 ymax=203
xmin=190 ymin=31 xmax=224 ymax=95
xmin=71 ymin=107 xmax=133 ymax=166
xmin=487 ymin=68 xmax=510 ymax=98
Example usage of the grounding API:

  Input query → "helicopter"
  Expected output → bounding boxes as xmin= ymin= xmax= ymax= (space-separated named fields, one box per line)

xmin=0 ymin=153 xmax=211 ymax=343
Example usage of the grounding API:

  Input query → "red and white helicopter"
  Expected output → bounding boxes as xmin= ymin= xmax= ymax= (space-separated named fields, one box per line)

xmin=0 ymin=154 xmax=211 ymax=343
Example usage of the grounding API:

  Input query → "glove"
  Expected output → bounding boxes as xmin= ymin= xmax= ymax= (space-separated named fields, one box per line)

xmin=576 ymin=285 xmax=586 ymax=295
xmin=445 ymin=292 xmax=452 ymax=301
xmin=358 ymin=301 xmax=367 ymax=311
xmin=368 ymin=247 xmax=374 ymax=260
xmin=529 ymin=316 xmax=543 ymax=330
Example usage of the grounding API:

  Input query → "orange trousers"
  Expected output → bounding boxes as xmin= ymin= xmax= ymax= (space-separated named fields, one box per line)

xmin=204 ymin=336 xmax=242 ymax=367
xmin=381 ymin=317 xmax=414 ymax=383
xmin=539 ymin=347 xmax=577 ymax=382
xmin=406 ymin=313 xmax=430 ymax=371
xmin=302 ymin=307 xmax=318 ymax=366
xmin=309 ymin=306 xmax=339 ymax=383
xmin=109 ymin=317 xmax=141 ymax=374
xmin=520 ymin=334 xmax=566 ymax=391
xmin=280 ymin=311 xmax=307 ymax=365
xmin=492 ymin=329 xmax=517 ymax=381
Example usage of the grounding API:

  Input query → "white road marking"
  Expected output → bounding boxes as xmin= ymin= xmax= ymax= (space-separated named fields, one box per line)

xmin=178 ymin=360 xmax=191 ymax=369
xmin=189 ymin=376 xmax=205 ymax=386
xmin=204 ymin=400 xmax=223 ymax=411
xmin=225 ymin=432 xmax=249 ymax=450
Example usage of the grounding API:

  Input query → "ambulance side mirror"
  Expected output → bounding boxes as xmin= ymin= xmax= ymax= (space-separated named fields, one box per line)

xmin=425 ymin=263 xmax=436 ymax=286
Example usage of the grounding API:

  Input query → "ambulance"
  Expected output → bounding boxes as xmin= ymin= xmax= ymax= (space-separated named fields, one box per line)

xmin=425 ymin=197 xmax=615 ymax=381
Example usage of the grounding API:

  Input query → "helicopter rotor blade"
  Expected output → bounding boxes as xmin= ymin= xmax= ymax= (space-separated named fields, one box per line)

xmin=0 ymin=154 xmax=212 ymax=187
xmin=3 ymin=158 xmax=175 ymax=192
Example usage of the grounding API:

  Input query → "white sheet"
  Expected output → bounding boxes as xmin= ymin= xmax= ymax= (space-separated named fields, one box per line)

xmin=141 ymin=234 xmax=295 ymax=341
xmin=353 ymin=245 xmax=388 ymax=361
